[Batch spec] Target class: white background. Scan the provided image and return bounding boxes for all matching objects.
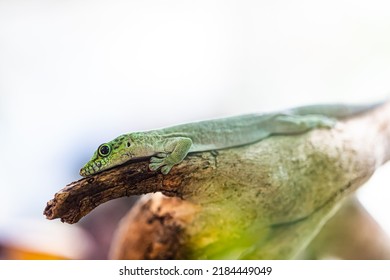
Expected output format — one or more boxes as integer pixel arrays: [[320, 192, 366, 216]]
[[0, 0, 390, 258]]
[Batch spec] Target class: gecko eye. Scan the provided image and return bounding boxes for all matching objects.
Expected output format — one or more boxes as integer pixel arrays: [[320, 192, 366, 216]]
[[98, 143, 111, 157]]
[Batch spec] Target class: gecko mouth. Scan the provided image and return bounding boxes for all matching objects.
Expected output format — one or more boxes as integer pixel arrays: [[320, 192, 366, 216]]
[[79, 161, 104, 177], [80, 153, 134, 177]]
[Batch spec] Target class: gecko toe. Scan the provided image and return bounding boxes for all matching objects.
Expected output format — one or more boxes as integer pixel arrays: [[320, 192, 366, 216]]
[[149, 162, 163, 171], [161, 165, 172, 174], [156, 153, 168, 158], [150, 156, 164, 163]]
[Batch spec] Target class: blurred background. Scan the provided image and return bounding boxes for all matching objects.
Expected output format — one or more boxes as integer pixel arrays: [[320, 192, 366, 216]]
[[0, 0, 390, 259]]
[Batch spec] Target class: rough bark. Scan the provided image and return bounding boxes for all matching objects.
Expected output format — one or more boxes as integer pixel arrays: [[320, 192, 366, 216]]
[[108, 194, 198, 260]]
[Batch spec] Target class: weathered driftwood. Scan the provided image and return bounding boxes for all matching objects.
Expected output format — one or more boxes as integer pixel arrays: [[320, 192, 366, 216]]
[[44, 102, 390, 259]]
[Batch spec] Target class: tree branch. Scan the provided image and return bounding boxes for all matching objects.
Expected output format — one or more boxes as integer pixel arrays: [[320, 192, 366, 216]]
[[43, 152, 215, 224], [44, 102, 390, 259]]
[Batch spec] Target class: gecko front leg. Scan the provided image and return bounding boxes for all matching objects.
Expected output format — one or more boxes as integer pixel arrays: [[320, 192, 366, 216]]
[[149, 137, 193, 174]]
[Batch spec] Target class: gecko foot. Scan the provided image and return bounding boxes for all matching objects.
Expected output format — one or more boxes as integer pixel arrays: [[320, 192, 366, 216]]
[[149, 153, 174, 174], [150, 154, 167, 163], [313, 116, 337, 128], [148, 161, 174, 174]]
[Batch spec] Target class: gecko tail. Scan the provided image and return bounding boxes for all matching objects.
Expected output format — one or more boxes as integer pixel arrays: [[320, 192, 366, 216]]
[[289, 101, 385, 119]]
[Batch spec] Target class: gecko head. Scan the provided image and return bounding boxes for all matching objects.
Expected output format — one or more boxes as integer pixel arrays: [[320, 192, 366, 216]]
[[79, 134, 139, 177]]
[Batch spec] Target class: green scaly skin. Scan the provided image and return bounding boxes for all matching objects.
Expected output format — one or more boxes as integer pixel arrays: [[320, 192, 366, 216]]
[[79, 102, 380, 177]]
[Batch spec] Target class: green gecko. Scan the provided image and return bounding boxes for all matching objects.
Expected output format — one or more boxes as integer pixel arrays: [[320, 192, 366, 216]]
[[79, 102, 381, 176]]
